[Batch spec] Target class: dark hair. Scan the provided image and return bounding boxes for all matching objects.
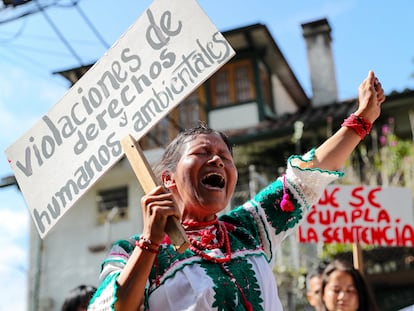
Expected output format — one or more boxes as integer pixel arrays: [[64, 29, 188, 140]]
[[306, 260, 329, 291], [321, 259, 379, 311], [153, 123, 233, 183], [61, 285, 97, 311]]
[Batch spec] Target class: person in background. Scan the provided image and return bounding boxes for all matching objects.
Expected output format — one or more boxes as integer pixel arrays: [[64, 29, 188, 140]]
[[62, 285, 97, 311], [306, 261, 328, 311], [320, 259, 379, 311], [88, 70, 385, 311]]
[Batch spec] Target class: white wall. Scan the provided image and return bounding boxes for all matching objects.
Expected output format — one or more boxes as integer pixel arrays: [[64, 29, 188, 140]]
[[271, 75, 298, 116], [209, 102, 259, 131]]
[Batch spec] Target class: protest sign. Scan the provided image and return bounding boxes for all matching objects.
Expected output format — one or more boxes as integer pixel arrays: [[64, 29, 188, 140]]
[[298, 185, 414, 246], [5, 0, 235, 238]]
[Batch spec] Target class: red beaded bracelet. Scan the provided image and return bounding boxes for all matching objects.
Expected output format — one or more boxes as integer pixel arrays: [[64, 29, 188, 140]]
[[341, 114, 372, 139], [135, 237, 160, 254]]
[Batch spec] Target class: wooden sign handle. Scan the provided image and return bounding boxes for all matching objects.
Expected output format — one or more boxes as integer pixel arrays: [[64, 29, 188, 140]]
[[352, 242, 364, 274], [121, 134, 189, 253]]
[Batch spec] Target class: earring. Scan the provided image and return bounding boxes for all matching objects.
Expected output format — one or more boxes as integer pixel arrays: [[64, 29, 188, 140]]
[[162, 171, 176, 189]]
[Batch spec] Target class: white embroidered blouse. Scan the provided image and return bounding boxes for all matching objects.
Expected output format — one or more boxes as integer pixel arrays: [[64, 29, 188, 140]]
[[88, 150, 342, 311]]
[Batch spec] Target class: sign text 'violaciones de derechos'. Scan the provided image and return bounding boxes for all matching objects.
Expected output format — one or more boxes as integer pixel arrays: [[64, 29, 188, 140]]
[[5, 0, 235, 238]]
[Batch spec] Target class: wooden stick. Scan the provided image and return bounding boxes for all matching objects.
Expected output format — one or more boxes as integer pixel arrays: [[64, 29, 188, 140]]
[[352, 242, 364, 274], [121, 134, 189, 253]]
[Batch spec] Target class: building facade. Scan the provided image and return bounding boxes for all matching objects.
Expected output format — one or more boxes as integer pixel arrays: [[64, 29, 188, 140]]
[[26, 19, 414, 311]]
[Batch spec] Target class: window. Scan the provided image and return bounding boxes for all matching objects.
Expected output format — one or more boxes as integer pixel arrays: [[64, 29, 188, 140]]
[[96, 186, 128, 224], [141, 117, 170, 149], [235, 64, 253, 102], [152, 118, 170, 146], [140, 88, 206, 150], [178, 91, 201, 128], [214, 70, 232, 106], [210, 59, 255, 107]]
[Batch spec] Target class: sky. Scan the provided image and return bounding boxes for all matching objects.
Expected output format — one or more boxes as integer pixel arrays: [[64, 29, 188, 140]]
[[0, 0, 413, 310]]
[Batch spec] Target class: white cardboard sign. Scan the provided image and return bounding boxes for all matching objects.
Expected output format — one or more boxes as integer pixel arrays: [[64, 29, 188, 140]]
[[5, 0, 235, 238], [298, 185, 414, 246]]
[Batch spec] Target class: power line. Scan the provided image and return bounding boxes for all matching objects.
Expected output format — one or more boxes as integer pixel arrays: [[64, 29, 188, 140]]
[[0, 28, 107, 46], [0, 16, 25, 41], [33, 0, 84, 65], [0, 45, 70, 87], [71, 0, 110, 49], [0, 175, 17, 188], [1, 0, 109, 49], [2, 41, 72, 57], [1, 0, 110, 69], [0, 0, 58, 24]]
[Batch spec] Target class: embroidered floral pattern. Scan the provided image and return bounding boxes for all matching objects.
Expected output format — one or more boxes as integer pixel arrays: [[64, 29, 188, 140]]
[[201, 257, 263, 311], [254, 178, 303, 234], [227, 258, 264, 310]]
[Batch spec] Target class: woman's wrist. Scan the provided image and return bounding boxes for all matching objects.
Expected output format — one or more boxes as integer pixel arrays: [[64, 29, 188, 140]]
[[135, 236, 160, 254], [341, 114, 372, 140]]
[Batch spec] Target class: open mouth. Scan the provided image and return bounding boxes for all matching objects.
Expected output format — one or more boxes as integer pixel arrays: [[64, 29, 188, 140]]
[[201, 172, 225, 189]]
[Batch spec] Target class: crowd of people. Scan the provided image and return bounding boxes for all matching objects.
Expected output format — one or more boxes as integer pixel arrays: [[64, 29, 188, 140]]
[[85, 70, 385, 311], [306, 259, 379, 311], [306, 261, 327, 311]]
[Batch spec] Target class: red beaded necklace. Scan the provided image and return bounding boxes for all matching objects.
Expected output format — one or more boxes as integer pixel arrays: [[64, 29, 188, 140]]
[[182, 216, 219, 228], [183, 217, 252, 311], [184, 217, 231, 264]]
